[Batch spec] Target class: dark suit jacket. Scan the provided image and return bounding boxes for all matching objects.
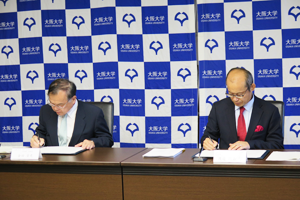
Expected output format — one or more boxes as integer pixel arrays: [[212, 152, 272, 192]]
[[36, 101, 114, 147], [201, 96, 284, 149]]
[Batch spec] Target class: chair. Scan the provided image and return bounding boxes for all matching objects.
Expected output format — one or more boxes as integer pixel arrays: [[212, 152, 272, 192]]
[[266, 100, 284, 136], [87, 102, 114, 135]]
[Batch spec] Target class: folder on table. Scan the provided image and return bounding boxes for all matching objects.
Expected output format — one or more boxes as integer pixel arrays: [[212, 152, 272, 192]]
[[40, 147, 86, 155], [143, 148, 185, 158], [193, 149, 269, 159]]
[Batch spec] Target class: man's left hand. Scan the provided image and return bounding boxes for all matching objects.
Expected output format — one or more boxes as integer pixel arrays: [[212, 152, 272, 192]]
[[228, 141, 250, 150], [75, 139, 95, 150]]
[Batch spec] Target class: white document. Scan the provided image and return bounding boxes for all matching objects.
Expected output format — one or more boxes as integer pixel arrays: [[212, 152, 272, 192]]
[[266, 151, 300, 161], [197, 149, 267, 159], [143, 148, 185, 158], [40, 147, 85, 155]]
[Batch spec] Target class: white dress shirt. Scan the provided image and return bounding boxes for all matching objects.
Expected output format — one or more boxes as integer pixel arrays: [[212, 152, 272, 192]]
[[57, 100, 78, 145]]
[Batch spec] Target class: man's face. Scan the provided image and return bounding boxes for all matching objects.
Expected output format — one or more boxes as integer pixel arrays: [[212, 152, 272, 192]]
[[48, 90, 75, 116], [226, 72, 255, 107]]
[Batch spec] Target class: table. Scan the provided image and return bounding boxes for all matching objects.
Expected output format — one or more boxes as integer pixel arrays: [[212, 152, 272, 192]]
[[1, 148, 300, 200], [0, 148, 145, 200], [121, 149, 300, 200]]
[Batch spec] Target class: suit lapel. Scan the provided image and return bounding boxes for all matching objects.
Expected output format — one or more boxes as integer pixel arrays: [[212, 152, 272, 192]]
[[246, 96, 263, 140], [49, 110, 59, 146], [225, 99, 238, 141], [69, 102, 86, 146]]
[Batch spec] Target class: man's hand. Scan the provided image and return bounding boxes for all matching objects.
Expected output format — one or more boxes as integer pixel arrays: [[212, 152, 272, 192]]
[[75, 139, 95, 150], [30, 135, 45, 148], [203, 137, 218, 150], [228, 141, 250, 150]]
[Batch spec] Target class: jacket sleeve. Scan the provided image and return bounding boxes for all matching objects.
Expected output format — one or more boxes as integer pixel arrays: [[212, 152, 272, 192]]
[[90, 108, 114, 147], [200, 103, 220, 147], [35, 105, 47, 140]]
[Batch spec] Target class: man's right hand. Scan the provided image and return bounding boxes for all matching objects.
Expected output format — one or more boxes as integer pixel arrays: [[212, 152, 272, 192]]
[[30, 135, 45, 148], [203, 137, 218, 150]]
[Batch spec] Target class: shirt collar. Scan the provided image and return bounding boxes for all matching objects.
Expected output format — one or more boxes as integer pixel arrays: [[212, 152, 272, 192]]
[[235, 94, 254, 111], [66, 99, 78, 119]]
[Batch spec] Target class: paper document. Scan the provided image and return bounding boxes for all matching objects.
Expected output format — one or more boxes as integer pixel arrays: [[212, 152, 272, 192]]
[[143, 148, 185, 158], [41, 147, 85, 155], [266, 151, 300, 161], [195, 149, 268, 159]]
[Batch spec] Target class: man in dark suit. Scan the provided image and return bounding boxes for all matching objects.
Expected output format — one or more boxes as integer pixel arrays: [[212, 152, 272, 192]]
[[201, 68, 284, 150], [30, 79, 113, 149]]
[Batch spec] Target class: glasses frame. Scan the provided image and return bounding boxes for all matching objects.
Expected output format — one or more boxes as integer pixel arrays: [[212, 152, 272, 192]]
[[47, 98, 72, 110], [225, 88, 249, 99]]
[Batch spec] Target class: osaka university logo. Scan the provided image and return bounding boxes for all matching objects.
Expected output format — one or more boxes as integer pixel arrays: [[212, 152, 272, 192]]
[[206, 95, 219, 106], [72, 16, 85, 30], [288, 6, 300, 21], [4, 97, 16, 110], [231, 9, 246, 24], [174, 12, 188, 26], [28, 122, 39, 135], [125, 69, 138, 82], [149, 41, 163, 55], [151, 96, 165, 110], [123, 14, 136, 28], [26, 70, 39, 84], [290, 65, 300, 80], [126, 123, 139, 137], [205, 39, 218, 53], [178, 123, 191, 137], [290, 123, 300, 138], [177, 68, 191, 82], [262, 95, 276, 101], [98, 41, 111, 55], [49, 43, 62, 57], [1, 45, 13, 59], [75, 70, 88, 83], [100, 95, 113, 102], [260, 37, 275, 52], [0, 0, 9, 6], [23, 17, 36, 31]]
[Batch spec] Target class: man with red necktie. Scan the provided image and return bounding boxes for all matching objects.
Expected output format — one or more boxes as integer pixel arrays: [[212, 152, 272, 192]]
[[201, 68, 284, 150]]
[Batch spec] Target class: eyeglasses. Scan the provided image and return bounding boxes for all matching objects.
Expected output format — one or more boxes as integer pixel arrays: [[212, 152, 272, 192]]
[[47, 99, 72, 109], [225, 89, 248, 99]]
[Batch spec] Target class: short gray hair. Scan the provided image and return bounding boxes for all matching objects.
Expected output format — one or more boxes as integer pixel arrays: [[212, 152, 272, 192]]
[[48, 79, 76, 99]]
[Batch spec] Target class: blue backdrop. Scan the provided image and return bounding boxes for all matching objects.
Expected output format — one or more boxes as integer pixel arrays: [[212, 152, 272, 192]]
[[198, 0, 300, 149], [0, 0, 198, 148], [0, 0, 299, 149]]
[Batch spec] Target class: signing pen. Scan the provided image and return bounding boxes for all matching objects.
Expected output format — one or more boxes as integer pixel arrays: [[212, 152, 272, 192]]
[[38, 134, 40, 148], [193, 147, 207, 162], [209, 136, 217, 149], [208, 135, 213, 143]]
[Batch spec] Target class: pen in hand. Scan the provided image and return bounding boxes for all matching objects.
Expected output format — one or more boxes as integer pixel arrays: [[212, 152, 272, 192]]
[[209, 136, 217, 149], [37, 134, 41, 148]]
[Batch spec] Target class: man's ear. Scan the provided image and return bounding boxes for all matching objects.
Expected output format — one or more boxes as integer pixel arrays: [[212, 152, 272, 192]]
[[250, 83, 256, 92]]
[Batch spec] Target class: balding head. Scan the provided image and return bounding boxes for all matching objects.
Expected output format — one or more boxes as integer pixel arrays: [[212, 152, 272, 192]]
[[226, 68, 253, 91], [225, 68, 255, 107]]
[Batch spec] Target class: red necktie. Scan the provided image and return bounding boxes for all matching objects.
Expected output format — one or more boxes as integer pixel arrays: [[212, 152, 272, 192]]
[[237, 107, 246, 141]]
